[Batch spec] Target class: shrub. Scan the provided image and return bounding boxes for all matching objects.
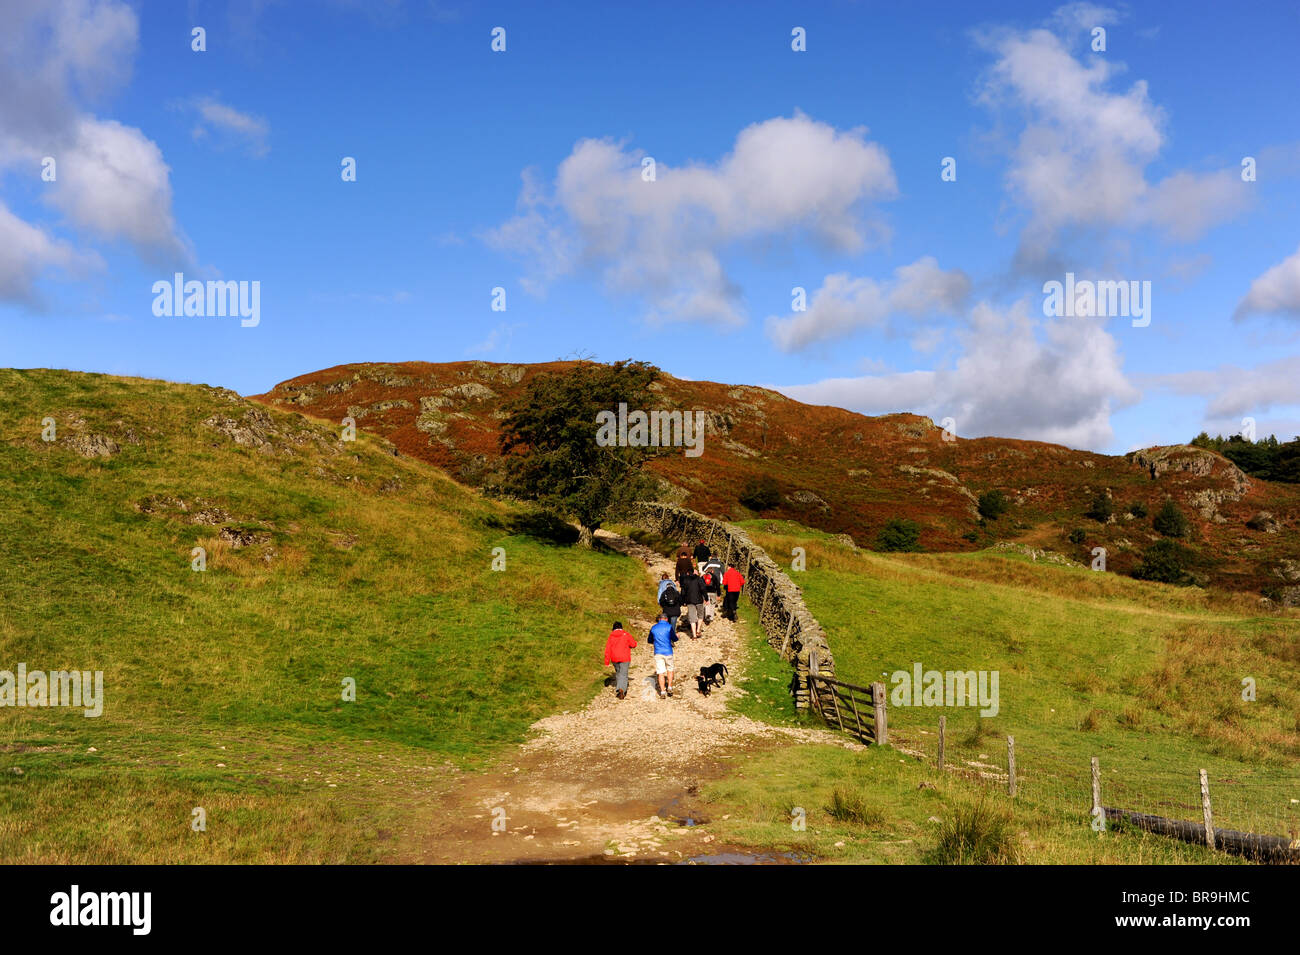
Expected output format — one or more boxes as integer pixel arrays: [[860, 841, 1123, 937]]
[[1067, 528, 1086, 545], [1128, 501, 1147, 519], [927, 796, 1021, 865], [1085, 490, 1113, 523], [1132, 539, 1194, 584], [876, 518, 922, 552], [738, 475, 781, 512], [977, 490, 1010, 521], [1152, 498, 1190, 538], [826, 787, 885, 827]]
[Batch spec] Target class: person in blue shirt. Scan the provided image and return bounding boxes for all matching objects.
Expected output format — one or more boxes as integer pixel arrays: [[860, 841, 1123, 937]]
[[648, 614, 677, 699]]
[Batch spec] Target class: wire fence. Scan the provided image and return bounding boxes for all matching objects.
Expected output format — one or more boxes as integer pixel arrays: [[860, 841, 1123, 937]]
[[878, 711, 1300, 859]]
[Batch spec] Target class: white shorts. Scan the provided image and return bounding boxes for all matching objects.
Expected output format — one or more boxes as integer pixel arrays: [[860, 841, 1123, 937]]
[[654, 654, 674, 674]]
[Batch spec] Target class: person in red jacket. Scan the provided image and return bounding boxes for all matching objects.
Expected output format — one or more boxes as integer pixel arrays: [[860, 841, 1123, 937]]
[[603, 621, 638, 699], [721, 563, 745, 621]]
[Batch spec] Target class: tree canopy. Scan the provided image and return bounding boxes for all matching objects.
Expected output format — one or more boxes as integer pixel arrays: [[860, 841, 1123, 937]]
[[492, 360, 664, 546]]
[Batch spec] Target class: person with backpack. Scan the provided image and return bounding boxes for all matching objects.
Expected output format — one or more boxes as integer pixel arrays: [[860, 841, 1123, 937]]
[[603, 621, 637, 700], [656, 571, 672, 600], [681, 568, 708, 639], [692, 538, 710, 565], [658, 577, 684, 633], [722, 562, 745, 621], [648, 614, 676, 698], [702, 555, 723, 603]]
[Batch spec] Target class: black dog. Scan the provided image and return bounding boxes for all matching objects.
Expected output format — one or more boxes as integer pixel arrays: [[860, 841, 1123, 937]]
[[699, 663, 728, 688], [695, 675, 711, 696]]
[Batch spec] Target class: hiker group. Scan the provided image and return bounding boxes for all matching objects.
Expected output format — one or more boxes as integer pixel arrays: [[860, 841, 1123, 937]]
[[603, 538, 745, 701]]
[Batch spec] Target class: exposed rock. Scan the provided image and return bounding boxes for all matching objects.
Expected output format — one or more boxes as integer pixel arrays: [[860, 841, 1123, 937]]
[[203, 407, 278, 450], [1273, 560, 1300, 585], [346, 399, 413, 419], [218, 527, 269, 548], [698, 411, 734, 436], [1247, 511, 1280, 533], [64, 432, 120, 458], [462, 361, 525, 385], [1128, 445, 1251, 499], [356, 365, 414, 387], [785, 490, 830, 512], [415, 396, 449, 437], [991, 542, 1084, 568], [443, 382, 499, 402]]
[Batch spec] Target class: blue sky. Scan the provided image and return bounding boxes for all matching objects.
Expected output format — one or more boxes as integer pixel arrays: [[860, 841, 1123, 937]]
[[2, 0, 1298, 453]]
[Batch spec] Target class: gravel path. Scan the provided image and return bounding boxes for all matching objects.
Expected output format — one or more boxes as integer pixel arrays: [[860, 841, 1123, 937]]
[[409, 528, 854, 864]]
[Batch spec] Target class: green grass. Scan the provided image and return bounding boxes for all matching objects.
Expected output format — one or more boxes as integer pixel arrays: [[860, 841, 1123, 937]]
[[698, 520, 1300, 862], [0, 369, 648, 862], [700, 742, 1237, 864]]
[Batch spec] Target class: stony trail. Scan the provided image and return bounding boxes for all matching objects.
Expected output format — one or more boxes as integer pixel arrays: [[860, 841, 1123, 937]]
[[407, 528, 854, 864]]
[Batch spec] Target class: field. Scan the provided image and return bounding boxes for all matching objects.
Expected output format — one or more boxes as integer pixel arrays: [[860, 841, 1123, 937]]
[[0, 370, 647, 862], [689, 520, 1300, 863]]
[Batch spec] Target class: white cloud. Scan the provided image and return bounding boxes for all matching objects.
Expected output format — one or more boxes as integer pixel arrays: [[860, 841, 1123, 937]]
[[47, 118, 188, 261], [976, 7, 1249, 265], [467, 322, 522, 355], [188, 96, 270, 158], [1234, 244, 1300, 321], [766, 257, 971, 352], [0, 0, 189, 304], [0, 201, 101, 305], [486, 112, 898, 324], [1148, 355, 1300, 418], [775, 299, 1139, 450]]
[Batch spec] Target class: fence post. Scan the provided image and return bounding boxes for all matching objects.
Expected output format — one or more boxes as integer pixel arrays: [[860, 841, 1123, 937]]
[[760, 579, 772, 622], [937, 716, 946, 772], [1007, 736, 1017, 797], [871, 682, 888, 746], [1199, 769, 1215, 850], [780, 613, 795, 657], [1091, 756, 1102, 820]]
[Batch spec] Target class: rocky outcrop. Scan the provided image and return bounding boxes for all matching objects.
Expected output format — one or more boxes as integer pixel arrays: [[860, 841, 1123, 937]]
[[1128, 445, 1251, 497]]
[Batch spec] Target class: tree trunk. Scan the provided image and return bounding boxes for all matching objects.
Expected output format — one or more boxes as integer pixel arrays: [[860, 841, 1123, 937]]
[[577, 524, 595, 548]]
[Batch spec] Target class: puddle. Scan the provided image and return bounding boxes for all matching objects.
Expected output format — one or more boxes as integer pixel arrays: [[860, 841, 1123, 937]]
[[657, 794, 710, 828], [511, 849, 812, 865], [681, 851, 811, 865]]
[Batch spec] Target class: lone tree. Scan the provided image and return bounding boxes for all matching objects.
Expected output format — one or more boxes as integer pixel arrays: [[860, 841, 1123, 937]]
[[1085, 490, 1114, 523], [1132, 539, 1194, 585], [1152, 498, 1190, 538], [978, 489, 1010, 521], [876, 518, 922, 552], [493, 360, 663, 547]]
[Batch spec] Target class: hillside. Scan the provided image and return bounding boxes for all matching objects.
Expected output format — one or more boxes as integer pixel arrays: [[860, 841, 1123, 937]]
[[255, 361, 1300, 598], [0, 369, 648, 862]]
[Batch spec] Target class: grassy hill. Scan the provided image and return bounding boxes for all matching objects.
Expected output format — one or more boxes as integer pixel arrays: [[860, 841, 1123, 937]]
[[692, 519, 1300, 862], [0, 369, 647, 863], [255, 360, 1300, 597]]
